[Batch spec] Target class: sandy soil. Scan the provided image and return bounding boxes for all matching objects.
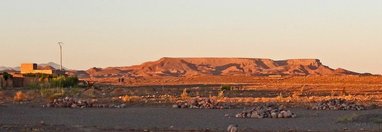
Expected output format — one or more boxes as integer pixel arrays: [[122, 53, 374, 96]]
[[1, 104, 382, 131]]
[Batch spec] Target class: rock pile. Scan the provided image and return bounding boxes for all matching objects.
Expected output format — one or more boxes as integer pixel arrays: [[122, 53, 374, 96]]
[[172, 97, 228, 109], [235, 104, 296, 119], [43, 97, 127, 108], [310, 99, 365, 110]]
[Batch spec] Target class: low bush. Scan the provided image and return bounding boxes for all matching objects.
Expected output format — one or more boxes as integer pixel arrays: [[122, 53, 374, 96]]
[[220, 85, 232, 91], [14, 91, 28, 102], [49, 76, 79, 88], [40, 88, 66, 100], [218, 90, 225, 98], [180, 88, 190, 100], [119, 95, 141, 103]]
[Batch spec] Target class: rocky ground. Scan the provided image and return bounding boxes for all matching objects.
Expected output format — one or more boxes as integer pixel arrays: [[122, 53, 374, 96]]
[[309, 98, 367, 111], [235, 103, 296, 119], [0, 80, 382, 131], [173, 97, 230, 109], [43, 97, 128, 108]]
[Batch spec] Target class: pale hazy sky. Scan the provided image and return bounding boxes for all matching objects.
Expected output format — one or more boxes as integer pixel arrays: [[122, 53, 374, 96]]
[[0, 0, 381, 74]]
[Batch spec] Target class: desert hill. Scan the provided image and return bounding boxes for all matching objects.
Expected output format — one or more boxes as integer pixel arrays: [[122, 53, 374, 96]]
[[85, 57, 363, 78]]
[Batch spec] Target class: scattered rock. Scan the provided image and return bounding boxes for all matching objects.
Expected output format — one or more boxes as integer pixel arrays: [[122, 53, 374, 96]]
[[173, 97, 228, 109], [172, 104, 179, 108], [310, 99, 366, 110], [43, 97, 127, 108], [235, 103, 296, 119], [39, 121, 45, 126]]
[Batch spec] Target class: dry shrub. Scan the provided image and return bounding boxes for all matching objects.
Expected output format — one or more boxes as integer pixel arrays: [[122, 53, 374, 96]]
[[217, 90, 225, 98], [291, 87, 304, 98], [341, 87, 347, 96], [180, 88, 190, 100], [24, 90, 39, 100], [215, 94, 380, 106], [119, 95, 141, 103], [14, 91, 28, 102], [40, 88, 65, 100]]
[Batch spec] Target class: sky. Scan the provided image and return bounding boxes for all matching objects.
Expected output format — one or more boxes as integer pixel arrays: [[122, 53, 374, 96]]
[[0, 0, 381, 74]]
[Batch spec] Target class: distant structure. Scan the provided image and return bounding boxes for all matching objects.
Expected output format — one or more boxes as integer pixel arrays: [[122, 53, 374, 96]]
[[20, 63, 65, 76], [58, 42, 63, 71], [1, 41, 68, 89]]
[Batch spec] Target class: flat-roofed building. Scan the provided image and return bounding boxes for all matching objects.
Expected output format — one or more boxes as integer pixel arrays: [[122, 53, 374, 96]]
[[20, 63, 65, 76]]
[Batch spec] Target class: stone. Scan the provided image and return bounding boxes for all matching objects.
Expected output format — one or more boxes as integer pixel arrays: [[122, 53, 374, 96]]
[[235, 113, 243, 118], [40, 120, 45, 125], [277, 113, 283, 118], [250, 112, 259, 118], [280, 111, 288, 118], [271, 112, 278, 118], [71, 104, 78, 108], [285, 110, 292, 118], [227, 124, 238, 132], [120, 104, 127, 108]]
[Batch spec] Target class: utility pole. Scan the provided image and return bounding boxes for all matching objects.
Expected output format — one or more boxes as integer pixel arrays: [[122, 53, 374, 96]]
[[58, 42, 63, 71]]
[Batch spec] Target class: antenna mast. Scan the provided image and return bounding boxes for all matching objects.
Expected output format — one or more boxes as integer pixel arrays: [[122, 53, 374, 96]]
[[58, 42, 63, 71]]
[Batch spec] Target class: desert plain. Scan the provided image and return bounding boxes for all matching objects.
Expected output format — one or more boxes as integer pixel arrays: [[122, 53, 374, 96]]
[[1, 58, 382, 131]]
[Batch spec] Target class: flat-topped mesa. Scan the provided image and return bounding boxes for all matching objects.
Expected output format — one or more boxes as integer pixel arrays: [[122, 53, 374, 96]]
[[278, 59, 323, 67], [159, 57, 323, 68], [87, 57, 361, 78], [159, 57, 258, 65]]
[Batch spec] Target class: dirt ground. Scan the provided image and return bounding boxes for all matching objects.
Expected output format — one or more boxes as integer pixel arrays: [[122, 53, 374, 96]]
[[1, 104, 382, 132], [1, 76, 382, 131]]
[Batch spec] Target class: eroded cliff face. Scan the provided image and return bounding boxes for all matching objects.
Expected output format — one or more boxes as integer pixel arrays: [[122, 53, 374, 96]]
[[86, 57, 361, 78]]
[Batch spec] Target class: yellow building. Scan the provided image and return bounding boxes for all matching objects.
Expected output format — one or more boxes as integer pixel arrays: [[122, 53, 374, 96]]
[[20, 63, 65, 76]]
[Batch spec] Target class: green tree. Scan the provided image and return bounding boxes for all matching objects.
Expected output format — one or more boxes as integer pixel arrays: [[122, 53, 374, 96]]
[[2, 72, 13, 88]]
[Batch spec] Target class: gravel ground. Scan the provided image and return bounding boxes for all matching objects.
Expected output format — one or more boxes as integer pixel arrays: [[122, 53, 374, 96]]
[[0, 104, 382, 131]]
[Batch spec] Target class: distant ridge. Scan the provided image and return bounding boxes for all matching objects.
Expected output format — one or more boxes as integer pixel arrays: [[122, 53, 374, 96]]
[[0, 66, 17, 72], [0, 62, 68, 72], [39, 62, 68, 70], [85, 57, 365, 78]]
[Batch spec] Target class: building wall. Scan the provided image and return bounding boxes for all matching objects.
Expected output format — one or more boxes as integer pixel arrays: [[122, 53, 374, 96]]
[[31, 70, 54, 75], [20, 63, 38, 74], [20, 63, 63, 75]]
